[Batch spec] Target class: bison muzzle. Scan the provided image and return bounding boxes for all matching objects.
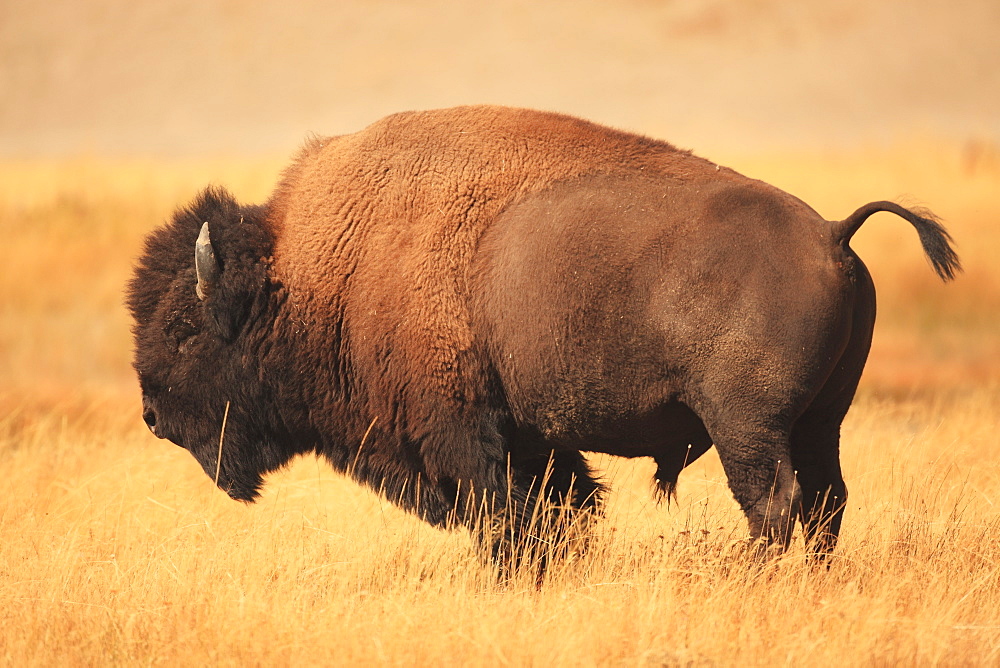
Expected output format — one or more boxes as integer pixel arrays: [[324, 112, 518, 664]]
[[127, 105, 959, 570]]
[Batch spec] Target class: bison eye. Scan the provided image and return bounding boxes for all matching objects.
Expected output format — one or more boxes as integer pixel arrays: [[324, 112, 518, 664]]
[[169, 320, 199, 352], [178, 335, 198, 354]]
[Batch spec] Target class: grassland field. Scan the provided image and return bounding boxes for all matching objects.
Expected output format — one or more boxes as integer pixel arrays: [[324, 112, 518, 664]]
[[1, 141, 999, 665]]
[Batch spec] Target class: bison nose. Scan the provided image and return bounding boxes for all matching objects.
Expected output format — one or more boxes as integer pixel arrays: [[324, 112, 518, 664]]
[[141, 397, 158, 435], [142, 408, 156, 429]]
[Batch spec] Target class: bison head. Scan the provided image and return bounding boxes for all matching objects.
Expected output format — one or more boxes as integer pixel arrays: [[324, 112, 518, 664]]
[[127, 188, 304, 501]]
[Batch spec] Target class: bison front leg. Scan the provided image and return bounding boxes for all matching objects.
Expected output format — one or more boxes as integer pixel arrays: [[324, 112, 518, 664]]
[[473, 451, 603, 581], [507, 450, 604, 562], [413, 410, 581, 578], [510, 449, 604, 517]]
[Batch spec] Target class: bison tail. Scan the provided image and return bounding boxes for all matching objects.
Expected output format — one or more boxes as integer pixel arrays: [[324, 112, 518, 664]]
[[832, 201, 961, 281]]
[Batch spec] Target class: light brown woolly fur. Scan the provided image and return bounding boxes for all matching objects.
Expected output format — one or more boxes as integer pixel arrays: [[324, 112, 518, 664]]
[[266, 105, 738, 432], [260, 106, 747, 501]]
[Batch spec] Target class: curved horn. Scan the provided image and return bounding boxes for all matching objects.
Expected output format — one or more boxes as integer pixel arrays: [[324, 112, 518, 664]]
[[195, 222, 220, 300]]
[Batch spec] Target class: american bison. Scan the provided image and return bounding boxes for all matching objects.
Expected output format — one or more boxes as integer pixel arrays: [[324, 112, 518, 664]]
[[128, 105, 959, 567]]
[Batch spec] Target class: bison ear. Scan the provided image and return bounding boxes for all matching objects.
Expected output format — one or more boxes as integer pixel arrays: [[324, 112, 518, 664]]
[[195, 222, 220, 300]]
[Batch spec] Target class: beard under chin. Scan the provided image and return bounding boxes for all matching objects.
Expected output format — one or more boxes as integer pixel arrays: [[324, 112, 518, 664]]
[[221, 480, 262, 503], [192, 454, 265, 503]]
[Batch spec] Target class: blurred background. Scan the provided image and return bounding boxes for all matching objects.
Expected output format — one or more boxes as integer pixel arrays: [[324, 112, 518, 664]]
[[1, 0, 998, 423], [3, 0, 998, 157]]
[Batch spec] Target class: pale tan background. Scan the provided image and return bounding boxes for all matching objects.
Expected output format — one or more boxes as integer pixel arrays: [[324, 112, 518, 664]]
[[3, 0, 998, 158]]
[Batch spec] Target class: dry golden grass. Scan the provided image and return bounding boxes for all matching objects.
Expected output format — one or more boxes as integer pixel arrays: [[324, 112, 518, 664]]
[[1, 143, 998, 665]]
